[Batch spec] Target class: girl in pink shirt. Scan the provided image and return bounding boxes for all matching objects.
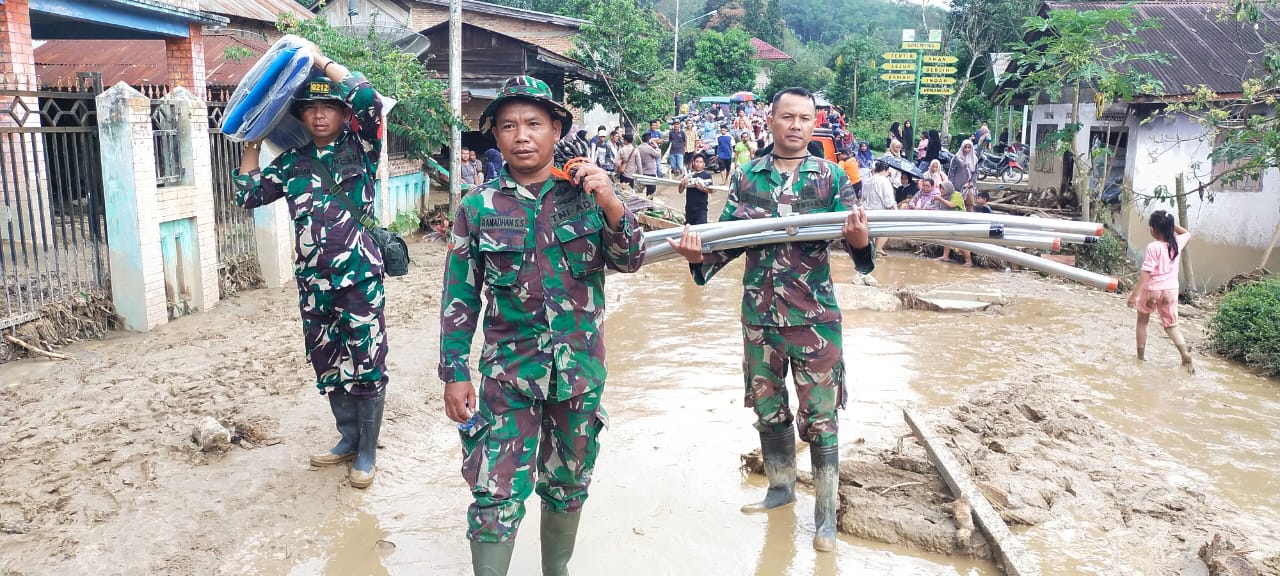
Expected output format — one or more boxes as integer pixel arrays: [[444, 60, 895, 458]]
[[1127, 210, 1194, 371]]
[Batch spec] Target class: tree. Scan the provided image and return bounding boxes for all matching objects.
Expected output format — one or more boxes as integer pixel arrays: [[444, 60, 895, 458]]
[[1157, 1, 1280, 268], [741, 0, 764, 39], [760, 0, 784, 47], [941, 0, 1037, 139], [689, 27, 760, 93], [1007, 5, 1167, 221], [277, 15, 460, 158], [567, 0, 668, 127], [764, 59, 833, 102]]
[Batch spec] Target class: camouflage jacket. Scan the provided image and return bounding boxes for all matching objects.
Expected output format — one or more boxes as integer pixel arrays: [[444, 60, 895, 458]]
[[438, 172, 646, 401], [233, 73, 384, 292], [693, 153, 874, 327]]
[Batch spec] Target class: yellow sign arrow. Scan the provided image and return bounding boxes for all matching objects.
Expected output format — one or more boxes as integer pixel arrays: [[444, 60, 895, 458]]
[[901, 41, 941, 50], [921, 86, 956, 95], [879, 73, 915, 82], [923, 55, 958, 64], [922, 66, 957, 75], [881, 52, 916, 61], [921, 76, 957, 85], [881, 62, 917, 71]]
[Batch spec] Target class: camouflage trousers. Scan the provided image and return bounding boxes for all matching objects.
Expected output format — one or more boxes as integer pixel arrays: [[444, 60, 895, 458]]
[[742, 322, 846, 447], [298, 277, 388, 397], [459, 375, 608, 543]]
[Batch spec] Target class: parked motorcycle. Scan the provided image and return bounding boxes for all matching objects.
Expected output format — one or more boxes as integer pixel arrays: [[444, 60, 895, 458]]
[[977, 150, 1026, 183]]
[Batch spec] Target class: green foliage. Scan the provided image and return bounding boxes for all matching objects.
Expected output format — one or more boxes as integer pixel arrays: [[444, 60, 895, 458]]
[[763, 58, 833, 102], [222, 45, 254, 64], [567, 0, 668, 127], [1007, 6, 1168, 105], [1075, 230, 1132, 277], [1209, 279, 1280, 377], [689, 28, 759, 94], [278, 15, 461, 158], [760, 0, 784, 46], [1160, 2, 1279, 190], [387, 209, 422, 235]]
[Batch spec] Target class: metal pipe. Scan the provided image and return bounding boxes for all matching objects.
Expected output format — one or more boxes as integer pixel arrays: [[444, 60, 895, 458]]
[[940, 240, 1118, 291], [642, 210, 1103, 243], [646, 222, 1006, 261]]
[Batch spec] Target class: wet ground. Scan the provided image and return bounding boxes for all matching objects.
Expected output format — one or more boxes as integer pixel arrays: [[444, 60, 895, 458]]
[[2, 236, 1278, 575]]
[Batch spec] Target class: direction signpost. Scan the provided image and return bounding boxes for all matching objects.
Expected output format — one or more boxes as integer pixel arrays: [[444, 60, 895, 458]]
[[879, 29, 961, 139]]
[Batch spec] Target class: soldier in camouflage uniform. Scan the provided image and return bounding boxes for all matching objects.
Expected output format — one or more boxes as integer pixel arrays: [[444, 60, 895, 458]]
[[234, 40, 388, 489], [667, 87, 873, 553], [438, 76, 646, 576]]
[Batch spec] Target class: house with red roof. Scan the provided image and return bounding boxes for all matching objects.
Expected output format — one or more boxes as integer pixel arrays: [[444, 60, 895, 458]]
[[750, 37, 791, 91]]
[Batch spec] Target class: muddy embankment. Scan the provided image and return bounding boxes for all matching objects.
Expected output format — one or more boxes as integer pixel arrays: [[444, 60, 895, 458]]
[[746, 374, 1279, 575]]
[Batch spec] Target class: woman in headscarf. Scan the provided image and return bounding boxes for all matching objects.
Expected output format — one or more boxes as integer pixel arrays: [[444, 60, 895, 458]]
[[925, 159, 949, 186], [856, 141, 874, 174], [948, 138, 979, 195], [887, 122, 901, 151], [924, 129, 942, 164], [483, 148, 504, 181], [902, 120, 914, 157]]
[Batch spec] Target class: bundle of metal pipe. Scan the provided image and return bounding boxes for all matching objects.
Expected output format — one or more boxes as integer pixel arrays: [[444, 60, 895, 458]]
[[639, 210, 1117, 291]]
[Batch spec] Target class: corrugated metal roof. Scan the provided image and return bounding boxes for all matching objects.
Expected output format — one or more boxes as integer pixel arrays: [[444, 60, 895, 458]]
[[202, 0, 312, 22], [750, 37, 791, 62], [35, 34, 270, 90], [1041, 1, 1278, 98]]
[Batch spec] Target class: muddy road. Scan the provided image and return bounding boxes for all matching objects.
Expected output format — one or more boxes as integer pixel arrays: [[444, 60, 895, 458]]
[[2, 234, 1278, 575]]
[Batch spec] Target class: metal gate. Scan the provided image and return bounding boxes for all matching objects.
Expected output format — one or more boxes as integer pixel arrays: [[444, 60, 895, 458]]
[[0, 75, 108, 330], [207, 98, 262, 296]]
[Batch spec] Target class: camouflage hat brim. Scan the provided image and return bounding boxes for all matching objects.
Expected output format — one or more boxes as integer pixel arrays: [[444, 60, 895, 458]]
[[478, 76, 573, 138], [479, 95, 573, 138]]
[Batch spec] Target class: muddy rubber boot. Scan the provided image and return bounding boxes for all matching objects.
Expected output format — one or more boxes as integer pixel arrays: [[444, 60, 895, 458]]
[[741, 426, 797, 514], [811, 443, 839, 553], [540, 509, 582, 576], [349, 388, 384, 489], [470, 540, 515, 576], [309, 389, 359, 467]]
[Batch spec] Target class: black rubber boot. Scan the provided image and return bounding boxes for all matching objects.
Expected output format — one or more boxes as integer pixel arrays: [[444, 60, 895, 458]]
[[349, 388, 384, 489], [541, 509, 582, 576], [811, 443, 839, 552], [470, 540, 515, 576], [741, 425, 797, 513], [309, 388, 359, 466]]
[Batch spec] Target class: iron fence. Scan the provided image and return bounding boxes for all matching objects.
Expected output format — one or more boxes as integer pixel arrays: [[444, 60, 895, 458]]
[[206, 100, 262, 295], [1, 78, 108, 330]]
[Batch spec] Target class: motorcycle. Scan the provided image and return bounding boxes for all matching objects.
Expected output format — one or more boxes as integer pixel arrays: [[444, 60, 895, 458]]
[[977, 150, 1026, 183]]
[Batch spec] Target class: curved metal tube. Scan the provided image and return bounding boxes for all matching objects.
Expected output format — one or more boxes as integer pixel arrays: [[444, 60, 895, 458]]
[[939, 240, 1118, 291]]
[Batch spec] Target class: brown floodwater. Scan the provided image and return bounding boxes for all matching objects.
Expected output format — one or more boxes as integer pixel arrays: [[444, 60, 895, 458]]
[[244, 253, 1279, 576]]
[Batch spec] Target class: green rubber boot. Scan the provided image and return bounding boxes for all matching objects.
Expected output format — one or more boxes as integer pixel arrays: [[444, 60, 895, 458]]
[[541, 509, 582, 576], [470, 540, 515, 576], [309, 389, 359, 466], [349, 388, 384, 489], [741, 425, 797, 513], [811, 443, 839, 552]]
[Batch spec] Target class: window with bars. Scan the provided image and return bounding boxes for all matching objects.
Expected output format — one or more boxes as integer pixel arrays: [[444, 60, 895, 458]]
[[151, 100, 184, 187]]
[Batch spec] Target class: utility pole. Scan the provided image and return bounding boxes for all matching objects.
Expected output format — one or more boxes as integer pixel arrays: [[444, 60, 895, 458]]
[[448, 0, 462, 212], [673, 0, 680, 72], [851, 61, 858, 121]]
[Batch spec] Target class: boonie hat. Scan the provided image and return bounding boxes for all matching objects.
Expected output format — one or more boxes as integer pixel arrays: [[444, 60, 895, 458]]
[[479, 75, 573, 138], [290, 75, 347, 118]]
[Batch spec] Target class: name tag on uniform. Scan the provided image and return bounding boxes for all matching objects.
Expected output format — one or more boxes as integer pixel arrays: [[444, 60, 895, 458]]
[[479, 216, 527, 230]]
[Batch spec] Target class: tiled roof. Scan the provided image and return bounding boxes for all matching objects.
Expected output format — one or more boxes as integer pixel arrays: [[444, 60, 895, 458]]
[[750, 37, 791, 62], [1040, 1, 1278, 98]]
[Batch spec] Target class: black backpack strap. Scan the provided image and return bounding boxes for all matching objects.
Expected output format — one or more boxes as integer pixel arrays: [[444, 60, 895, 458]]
[[313, 159, 377, 230]]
